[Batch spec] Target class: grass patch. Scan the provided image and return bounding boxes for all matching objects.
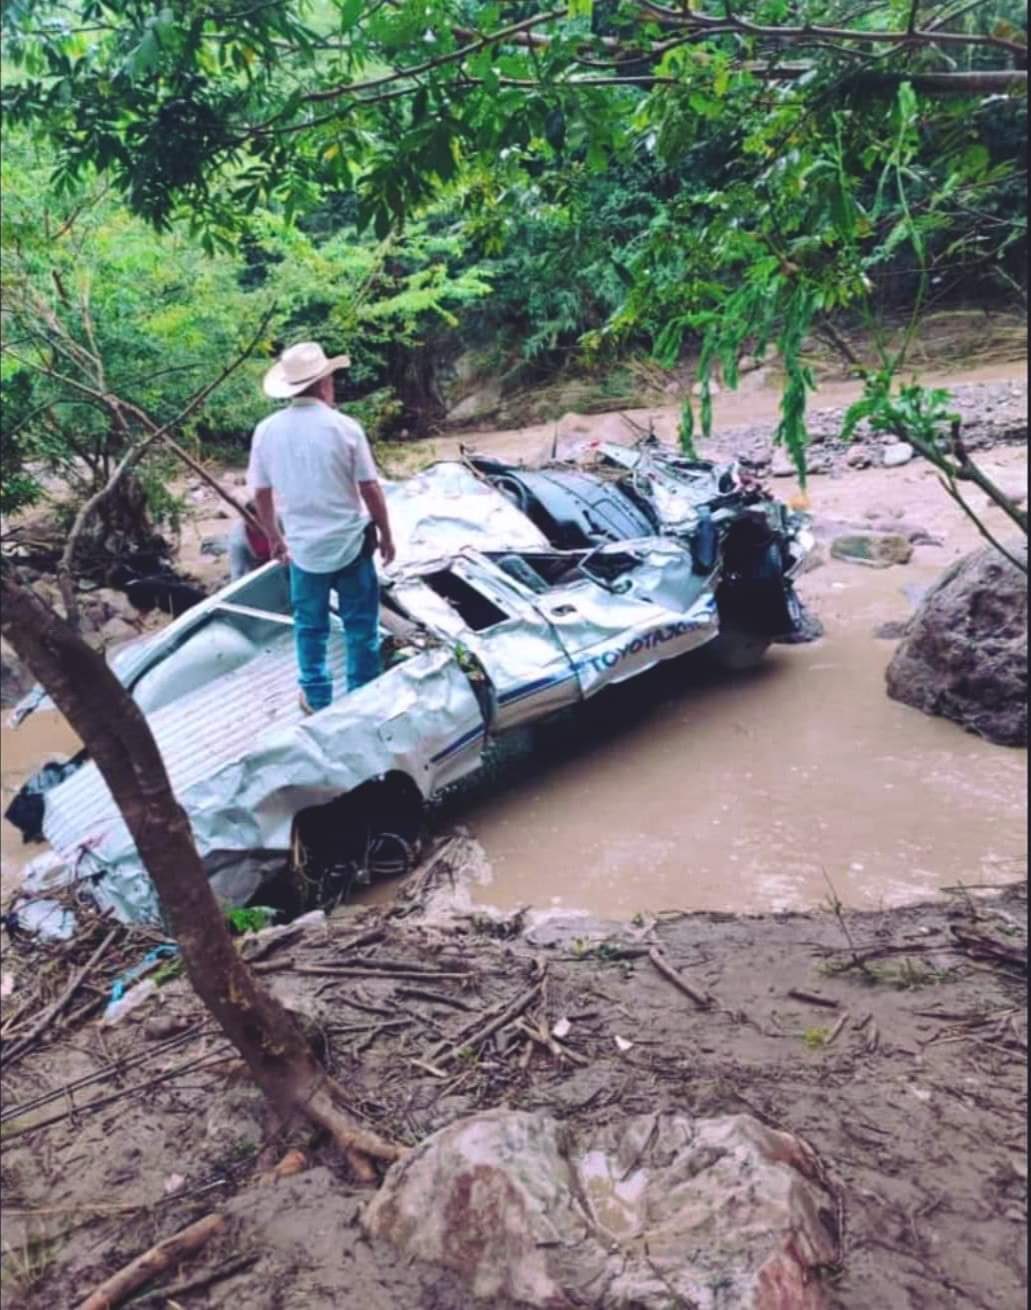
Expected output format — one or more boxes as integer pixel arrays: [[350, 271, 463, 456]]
[[1, 1224, 57, 1297]]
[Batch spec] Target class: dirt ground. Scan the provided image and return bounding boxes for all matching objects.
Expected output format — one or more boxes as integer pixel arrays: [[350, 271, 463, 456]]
[[1, 860, 1026, 1310]]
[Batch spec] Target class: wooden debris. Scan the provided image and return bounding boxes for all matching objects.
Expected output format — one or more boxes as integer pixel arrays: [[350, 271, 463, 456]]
[[647, 948, 713, 1009], [436, 980, 542, 1067], [1, 926, 119, 1069], [333, 926, 386, 953], [949, 925, 1027, 973], [2, 1048, 235, 1141], [397, 837, 462, 903], [293, 965, 473, 982], [787, 988, 840, 1009], [130, 1252, 258, 1307], [409, 1057, 449, 1079], [514, 1017, 589, 1066], [355, 1019, 412, 1053], [266, 1149, 307, 1181], [76, 1213, 226, 1310], [825, 1011, 850, 1045], [394, 986, 475, 1011], [0, 1023, 207, 1126]]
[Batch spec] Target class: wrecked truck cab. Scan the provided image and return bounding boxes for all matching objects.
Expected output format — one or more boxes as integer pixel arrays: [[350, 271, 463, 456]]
[[465, 445, 812, 664], [468, 455, 661, 549]]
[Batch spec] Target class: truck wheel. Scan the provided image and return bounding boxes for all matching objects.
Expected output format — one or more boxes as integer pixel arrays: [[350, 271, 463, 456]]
[[702, 628, 772, 672]]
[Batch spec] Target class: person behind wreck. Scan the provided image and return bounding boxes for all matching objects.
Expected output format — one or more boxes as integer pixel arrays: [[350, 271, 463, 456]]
[[248, 341, 396, 713], [227, 501, 281, 581]]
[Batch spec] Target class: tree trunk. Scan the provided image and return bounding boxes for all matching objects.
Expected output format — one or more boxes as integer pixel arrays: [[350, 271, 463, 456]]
[[384, 338, 447, 435], [0, 574, 401, 1180]]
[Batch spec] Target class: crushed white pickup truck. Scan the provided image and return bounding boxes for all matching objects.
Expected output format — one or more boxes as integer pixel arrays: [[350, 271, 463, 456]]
[[8, 440, 813, 929]]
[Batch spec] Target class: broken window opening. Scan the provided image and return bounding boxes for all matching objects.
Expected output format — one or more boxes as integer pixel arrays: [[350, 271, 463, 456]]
[[486, 552, 586, 593], [420, 570, 510, 632]]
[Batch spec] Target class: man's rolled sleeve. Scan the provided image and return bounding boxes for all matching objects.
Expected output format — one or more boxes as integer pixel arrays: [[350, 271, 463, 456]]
[[352, 426, 378, 483]]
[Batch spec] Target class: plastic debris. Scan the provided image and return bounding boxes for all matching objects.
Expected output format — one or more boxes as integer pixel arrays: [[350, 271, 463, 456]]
[[107, 943, 179, 1007], [101, 943, 179, 1023], [102, 978, 158, 1026], [9, 898, 76, 942]]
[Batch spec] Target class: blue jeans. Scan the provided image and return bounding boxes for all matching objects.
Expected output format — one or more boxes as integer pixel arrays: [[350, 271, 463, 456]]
[[289, 553, 381, 709]]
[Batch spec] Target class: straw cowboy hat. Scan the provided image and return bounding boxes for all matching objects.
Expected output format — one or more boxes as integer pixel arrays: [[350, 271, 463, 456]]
[[262, 341, 351, 399]]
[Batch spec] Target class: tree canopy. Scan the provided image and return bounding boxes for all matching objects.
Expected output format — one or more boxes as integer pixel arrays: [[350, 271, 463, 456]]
[[2, 0, 1025, 240], [1, 1, 1026, 483]]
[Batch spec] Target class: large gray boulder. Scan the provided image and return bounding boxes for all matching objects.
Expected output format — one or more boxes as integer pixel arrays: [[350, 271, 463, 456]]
[[363, 1108, 840, 1309], [886, 540, 1027, 746]]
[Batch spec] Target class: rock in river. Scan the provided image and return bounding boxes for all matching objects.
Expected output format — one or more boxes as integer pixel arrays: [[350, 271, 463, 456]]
[[882, 441, 915, 468], [364, 1107, 840, 1309], [831, 532, 913, 567], [886, 540, 1027, 746]]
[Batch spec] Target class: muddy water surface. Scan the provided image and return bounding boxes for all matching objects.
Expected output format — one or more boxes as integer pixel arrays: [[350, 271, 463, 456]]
[[1, 711, 82, 900], [461, 561, 1026, 917]]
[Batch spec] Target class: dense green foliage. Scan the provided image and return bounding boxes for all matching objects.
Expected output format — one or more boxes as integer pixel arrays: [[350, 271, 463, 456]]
[[1, 133, 490, 515], [0, 0, 1026, 508]]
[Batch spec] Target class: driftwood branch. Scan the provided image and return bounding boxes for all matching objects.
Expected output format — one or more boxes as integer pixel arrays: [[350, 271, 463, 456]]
[[647, 947, 713, 1009], [435, 980, 543, 1066], [76, 1213, 226, 1310]]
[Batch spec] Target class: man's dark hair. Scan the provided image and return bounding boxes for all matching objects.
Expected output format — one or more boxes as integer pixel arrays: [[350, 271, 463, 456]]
[[298, 375, 330, 399]]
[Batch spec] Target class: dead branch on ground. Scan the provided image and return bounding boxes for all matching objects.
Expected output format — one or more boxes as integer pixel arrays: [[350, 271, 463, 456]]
[[76, 1212, 226, 1310]]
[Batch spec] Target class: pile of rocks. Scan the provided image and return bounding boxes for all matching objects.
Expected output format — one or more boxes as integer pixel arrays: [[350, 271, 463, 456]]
[[731, 379, 1028, 476]]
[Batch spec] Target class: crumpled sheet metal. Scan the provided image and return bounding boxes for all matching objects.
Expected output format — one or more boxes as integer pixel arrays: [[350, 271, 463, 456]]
[[383, 462, 551, 563], [596, 443, 729, 531], [36, 644, 484, 925], [555, 587, 718, 699], [7, 563, 290, 728]]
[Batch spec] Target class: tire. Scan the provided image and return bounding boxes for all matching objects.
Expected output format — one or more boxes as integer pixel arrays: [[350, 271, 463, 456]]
[[291, 775, 424, 910], [702, 627, 772, 672]]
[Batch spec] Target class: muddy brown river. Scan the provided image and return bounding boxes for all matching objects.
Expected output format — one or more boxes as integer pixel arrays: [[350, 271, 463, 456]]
[[2, 377, 1026, 919], [460, 564, 1026, 917]]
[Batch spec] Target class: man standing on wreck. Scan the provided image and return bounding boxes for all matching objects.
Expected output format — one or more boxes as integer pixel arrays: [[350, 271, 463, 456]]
[[248, 341, 396, 714]]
